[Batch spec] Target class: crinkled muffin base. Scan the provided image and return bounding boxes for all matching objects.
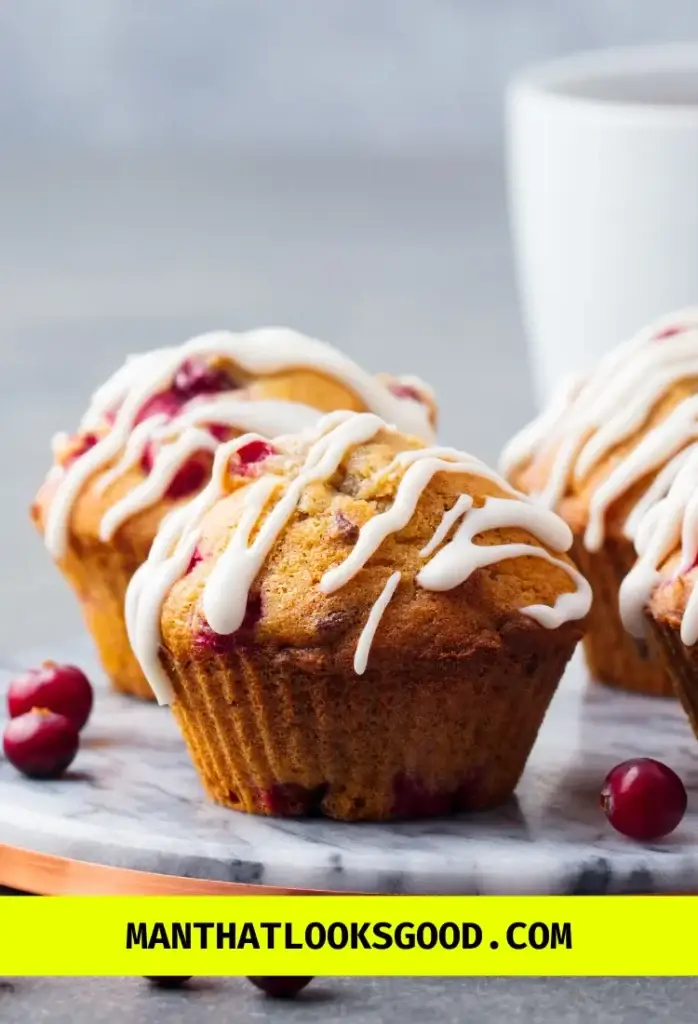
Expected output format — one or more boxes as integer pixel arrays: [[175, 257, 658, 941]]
[[60, 539, 154, 700], [648, 615, 698, 735], [162, 618, 579, 821], [571, 535, 673, 697]]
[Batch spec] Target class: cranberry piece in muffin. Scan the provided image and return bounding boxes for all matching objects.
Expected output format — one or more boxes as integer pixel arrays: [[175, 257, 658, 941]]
[[136, 358, 237, 425], [140, 443, 212, 501], [174, 357, 237, 398], [63, 432, 100, 467]]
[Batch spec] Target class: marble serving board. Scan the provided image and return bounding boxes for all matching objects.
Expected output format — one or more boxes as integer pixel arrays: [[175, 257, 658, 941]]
[[2, 643, 698, 895]]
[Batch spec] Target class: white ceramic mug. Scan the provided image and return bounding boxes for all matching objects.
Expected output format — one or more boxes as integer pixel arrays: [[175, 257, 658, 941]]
[[507, 44, 698, 406]]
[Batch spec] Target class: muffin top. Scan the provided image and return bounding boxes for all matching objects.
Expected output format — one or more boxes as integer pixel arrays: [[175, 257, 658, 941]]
[[620, 442, 698, 644], [500, 310, 698, 552], [126, 411, 591, 704], [32, 328, 436, 560]]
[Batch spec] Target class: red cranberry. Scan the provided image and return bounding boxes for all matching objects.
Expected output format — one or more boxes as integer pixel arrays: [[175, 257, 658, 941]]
[[601, 758, 687, 840], [391, 774, 452, 817], [261, 782, 328, 817], [8, 662, 93, 731], [134, 390, 185, 426], [207, 423, 233, 443], [247, 977, 313, 999], [236, 440, 276, 472], [194, 594, 263, 653], [388, 382, 424, 403], [144, 977, 192, 988], [174, 358, 237, 398], [64, 432, 99, 467], [654, 326, 684, 341], [140, 444, 211, 500], [3, 710, 79, 779], [133, 360, 236, 426], [186, 547, 204, 574]]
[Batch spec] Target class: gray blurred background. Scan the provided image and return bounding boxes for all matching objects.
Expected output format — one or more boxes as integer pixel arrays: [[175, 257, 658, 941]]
[[3, 1, 698, 648]]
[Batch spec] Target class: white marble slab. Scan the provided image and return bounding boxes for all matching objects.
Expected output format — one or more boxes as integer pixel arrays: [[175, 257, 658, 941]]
[[2, 643, 698, 894]]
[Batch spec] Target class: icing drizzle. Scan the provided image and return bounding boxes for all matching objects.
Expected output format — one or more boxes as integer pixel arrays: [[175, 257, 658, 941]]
[[499, 309, 698, 551], [42, 327, 435, 558], [126, 412, 591, 704], [620, 442, 698, 645]]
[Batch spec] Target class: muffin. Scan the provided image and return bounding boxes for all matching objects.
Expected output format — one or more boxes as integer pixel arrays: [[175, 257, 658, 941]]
[[620, 443, 698, 731], [32, 328, 436, 700], [126, 410, 590, 821], [500, 309, 698, 696]]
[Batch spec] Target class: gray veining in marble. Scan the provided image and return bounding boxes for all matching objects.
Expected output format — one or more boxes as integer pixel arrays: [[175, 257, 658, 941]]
[[2, 643, 698, 895]]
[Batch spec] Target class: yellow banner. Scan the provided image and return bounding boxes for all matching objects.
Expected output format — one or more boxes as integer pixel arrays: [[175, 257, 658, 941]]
[[0, 895, 694, 976]]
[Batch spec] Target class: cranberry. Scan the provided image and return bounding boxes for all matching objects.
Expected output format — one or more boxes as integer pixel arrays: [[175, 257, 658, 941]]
[[247, 977, 313, 999], [236, 440, 276, 472], [331, 510, 359, 542], [64, 432, 99, 467], [261, 782, 328, 816], [133, 359, 236, 426], [391, 774, 452, 817], [144, 977, 192, 988], [3, 710, 79, 779], [140, 444, 211, 500], [389, 773, 483, 817], [601, 758, 687, 840], [654, 326, 684, 341], [194, 595, 263, 654], [174, 358, 236, 398], [8, 662, 93, 731], [134, 390, 185, 426], [388, 382, 424, 403], [208, 423, 233, 443], [186, 547, 204, 574]]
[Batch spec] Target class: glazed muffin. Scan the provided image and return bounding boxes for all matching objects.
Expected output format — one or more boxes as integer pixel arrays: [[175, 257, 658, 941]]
[[500, 309, 698, 697], [32, 328, 436, 700], [126, 410, 590, 821], [620, 444, 698, 731]]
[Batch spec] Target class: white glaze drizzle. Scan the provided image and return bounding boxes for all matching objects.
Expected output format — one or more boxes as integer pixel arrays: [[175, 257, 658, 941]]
[[585, 395, 698, 552], [498, 374, 585, 481], [623, 445, 696, 547], [124, 433, 272, 697], [43, 327, 434, 559], [353, 571, 401, 675], [499, 309, 698, 550], [99, 427, 219, 542], [620, 442, 698, 644], [126, 412, 591, 704], [420, 494, 473, 557]]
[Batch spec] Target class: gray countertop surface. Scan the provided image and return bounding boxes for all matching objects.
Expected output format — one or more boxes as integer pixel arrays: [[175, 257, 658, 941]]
[[2, 976, 698, 1024], [0, 152, 690, 1019]]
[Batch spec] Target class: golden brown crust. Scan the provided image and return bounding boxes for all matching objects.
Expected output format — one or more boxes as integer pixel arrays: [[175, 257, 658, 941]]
[[156, 426, 584, 820], [161, 428, 583, 657]]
